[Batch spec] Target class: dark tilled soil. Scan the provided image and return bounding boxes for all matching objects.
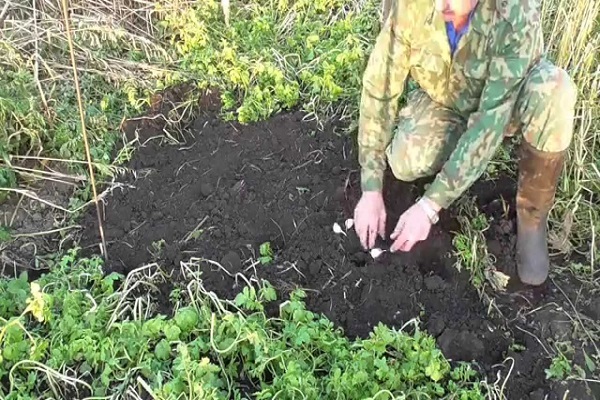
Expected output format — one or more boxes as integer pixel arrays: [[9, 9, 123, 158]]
[[78, 105, 599, 400], [0, 166, 76, 276]]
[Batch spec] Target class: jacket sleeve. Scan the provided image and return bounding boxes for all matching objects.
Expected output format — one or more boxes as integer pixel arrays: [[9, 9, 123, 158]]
[[358, 1, 412, 192], [423, 22, 540, 209]]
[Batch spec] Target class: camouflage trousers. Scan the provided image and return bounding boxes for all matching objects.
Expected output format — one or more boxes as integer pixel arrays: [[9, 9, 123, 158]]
[[385, 59, 577, 182]]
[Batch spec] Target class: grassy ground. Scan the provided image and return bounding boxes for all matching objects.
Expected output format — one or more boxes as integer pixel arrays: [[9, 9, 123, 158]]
[[0, 0, 599, 398], [0, 250, 494, 399]]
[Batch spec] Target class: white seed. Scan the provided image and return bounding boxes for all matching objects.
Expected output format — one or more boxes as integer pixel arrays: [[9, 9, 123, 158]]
[[332, 222, 345, 235], [344, 218, 354, 230], [370, 248, 385, 259]]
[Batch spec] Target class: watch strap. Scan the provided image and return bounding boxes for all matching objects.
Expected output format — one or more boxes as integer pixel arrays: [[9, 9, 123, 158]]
[[417, 197, 439, 224]]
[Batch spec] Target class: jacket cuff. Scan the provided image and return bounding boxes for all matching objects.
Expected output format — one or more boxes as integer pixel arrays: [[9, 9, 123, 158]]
[[360, 168, 384, 192], [423, 180, 454, 210]]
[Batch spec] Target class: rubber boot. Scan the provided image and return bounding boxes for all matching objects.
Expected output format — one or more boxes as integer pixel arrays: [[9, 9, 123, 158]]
[[516, 140, 565, 286]]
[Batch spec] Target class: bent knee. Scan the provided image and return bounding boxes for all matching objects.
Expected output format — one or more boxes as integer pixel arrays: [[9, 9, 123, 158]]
[[522, 63, 578, 152], [531, 64, 578, 110], [389, 162, 420, 182], [550, 67, 578, 108], [386, 143, 437, 182]]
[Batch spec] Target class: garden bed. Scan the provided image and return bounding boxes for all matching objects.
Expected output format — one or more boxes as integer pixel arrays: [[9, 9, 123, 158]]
[[76, 94, 599, 399]]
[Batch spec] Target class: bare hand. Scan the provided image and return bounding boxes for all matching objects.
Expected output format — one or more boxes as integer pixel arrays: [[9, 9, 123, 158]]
[[353, 191, 386, 249], [390, 202, 432, 252]]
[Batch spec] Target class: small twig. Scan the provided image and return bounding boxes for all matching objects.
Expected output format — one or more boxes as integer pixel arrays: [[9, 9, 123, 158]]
[[13, 171, 80, 187], [0, 0, 10, 28], [129, 221, 147, 235], [571, 377, 600, 384], [291, 151, 324, 171], [497, 357, 515, 400], [221, 0, 230, 26], [9, 193, 25, 227], [270, 217, 286, 246], [340, 270, 352, 281], [0, 188, 71, 213], [321, 276, 334, 290], [196, 258, 235, 278], [9, 360, 92, 394], [32, 0, 51, 122], [10, 165, 86, 181], [182, 216, 209, 242], [515, 325, 553, 357], [277, 261, 306, 279], [0, 252, 28, 270], [8, 155, 116, 171], [13, 225, 81, 239]]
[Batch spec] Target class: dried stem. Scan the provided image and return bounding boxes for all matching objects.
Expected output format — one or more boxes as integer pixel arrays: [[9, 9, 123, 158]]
[[59, 0, 108, 259]]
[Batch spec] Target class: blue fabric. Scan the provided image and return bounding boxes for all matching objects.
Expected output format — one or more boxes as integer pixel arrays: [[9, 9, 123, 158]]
[[445, 11, 475, 55]]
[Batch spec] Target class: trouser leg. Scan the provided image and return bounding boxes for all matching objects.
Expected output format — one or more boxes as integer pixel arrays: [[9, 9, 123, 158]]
[[385, 89, 465, 183], [512, 59, 577, 286]]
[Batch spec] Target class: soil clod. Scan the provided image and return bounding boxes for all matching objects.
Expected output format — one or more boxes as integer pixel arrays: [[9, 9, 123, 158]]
[[438, 329, 486, 362], [424, 275, 446, 291], [200, 183, 213, 197], [221, 250, 242, 273]]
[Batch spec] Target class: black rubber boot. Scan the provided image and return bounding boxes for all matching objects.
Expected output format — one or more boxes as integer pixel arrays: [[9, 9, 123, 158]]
[[516, 141, 565, 286]]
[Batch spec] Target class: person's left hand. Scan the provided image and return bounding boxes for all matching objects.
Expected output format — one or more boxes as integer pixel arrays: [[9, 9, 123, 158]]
[[390, 202, 433, 252]]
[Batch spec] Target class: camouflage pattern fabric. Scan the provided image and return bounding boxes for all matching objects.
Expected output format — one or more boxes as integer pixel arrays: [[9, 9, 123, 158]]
[[386, 59, 577, 186], [357, 0, 577, 209], [385, 89, 465, 182]]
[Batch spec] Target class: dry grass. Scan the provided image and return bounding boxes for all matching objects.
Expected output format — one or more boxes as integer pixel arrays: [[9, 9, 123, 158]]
[[541, 0, 600, 267], [1, 0, 173, 84]]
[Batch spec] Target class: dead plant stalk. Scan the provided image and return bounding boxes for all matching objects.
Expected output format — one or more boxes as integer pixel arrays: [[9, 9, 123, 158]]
[[59, 0, 107, 258]]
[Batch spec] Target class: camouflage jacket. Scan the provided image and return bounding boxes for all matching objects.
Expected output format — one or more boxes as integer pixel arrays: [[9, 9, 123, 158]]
[[358, 0, 544, 209]]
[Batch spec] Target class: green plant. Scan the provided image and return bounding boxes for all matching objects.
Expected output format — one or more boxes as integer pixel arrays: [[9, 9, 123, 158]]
[[157, 0, 379, 124], [259, 242, 274, 265], [546, 352, 573, 380], [0, 226, 11, 243], [0, 250, 496, 399], [451, 199, 509, 294], [150, 239, 167, 259]]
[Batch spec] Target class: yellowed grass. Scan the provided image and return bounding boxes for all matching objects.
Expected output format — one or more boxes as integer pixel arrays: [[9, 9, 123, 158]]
[[542, 0, 600, 266]]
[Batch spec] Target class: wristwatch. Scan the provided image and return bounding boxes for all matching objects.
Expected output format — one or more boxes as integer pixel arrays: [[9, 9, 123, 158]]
[[417, 197, 439, 224]]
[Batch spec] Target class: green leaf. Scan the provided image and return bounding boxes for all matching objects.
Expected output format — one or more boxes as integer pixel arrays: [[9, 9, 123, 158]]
[[234, 291, 249, 307], [0, 225, 12, 242], [0, 167, 17, 190], [292, 326, 311, 346], [584, 351, 596, 372], [260, 285, 277, 302], [174, 307, 199, 333], [425, 361, 444, 382], [155, 339, 171, 361], [142, 318, 166, 339], [164, 324, 181, 341], [100, 364, 113, 387]]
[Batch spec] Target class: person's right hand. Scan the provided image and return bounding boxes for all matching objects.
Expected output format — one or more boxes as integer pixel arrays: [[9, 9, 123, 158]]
[[353, 191, 386, 249]]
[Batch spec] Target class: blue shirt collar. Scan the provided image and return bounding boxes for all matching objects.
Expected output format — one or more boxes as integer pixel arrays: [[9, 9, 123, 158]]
[[445, 9, 476, 55]]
